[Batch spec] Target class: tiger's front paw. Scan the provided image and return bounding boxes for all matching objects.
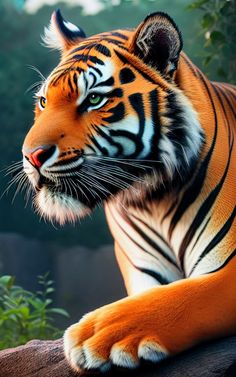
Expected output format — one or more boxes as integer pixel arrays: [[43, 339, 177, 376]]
[[64, 299, 169, 372]]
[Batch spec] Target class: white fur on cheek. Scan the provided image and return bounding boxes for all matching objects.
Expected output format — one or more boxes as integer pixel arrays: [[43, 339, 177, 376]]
[[36, 187, 91, 225]]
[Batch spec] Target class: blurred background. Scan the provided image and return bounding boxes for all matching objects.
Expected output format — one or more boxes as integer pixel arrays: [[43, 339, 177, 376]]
[[0, 0, 235, 345]]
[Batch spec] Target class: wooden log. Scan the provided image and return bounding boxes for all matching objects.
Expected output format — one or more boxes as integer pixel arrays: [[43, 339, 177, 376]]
[[0, 337, 236, 377]]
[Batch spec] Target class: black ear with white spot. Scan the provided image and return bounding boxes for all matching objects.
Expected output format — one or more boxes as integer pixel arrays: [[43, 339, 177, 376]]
[[130, 12, 183, 76], [42, 9, 86, 53]]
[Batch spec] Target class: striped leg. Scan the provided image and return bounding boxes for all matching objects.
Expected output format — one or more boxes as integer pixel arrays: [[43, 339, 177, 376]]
[[114, 241, 183, 295], [63, 250, 236, 373]]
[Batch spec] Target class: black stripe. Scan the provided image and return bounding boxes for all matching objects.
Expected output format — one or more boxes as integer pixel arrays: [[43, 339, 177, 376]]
[[83, 74, 89, 91], [206, 249, 236, 274], [93, 76, 114, 88], [181, 54, 200, 79], [69, 44, 95, 55], [213, 85, 230, 128], [86, 64, 102, 77], [129, 214, 178, 265], [67, 54, 105, 66], [189, 216, 211, 255], [179, 134, 233, 268], [123, 213, 179, 267], [103, 102, 125, 123], [214, 83, 236, 119], [119, 68, 136, 84], [138, 267, 170, 285], [95, 127, 123, 156], [189, 206, 236, 275], [73, 72, 78, 94], [213, 84, 233, 146], [90, 136, 109, 156], [103, 38, 125, 46], [88, 72, 97, 88], [85, 143, 96, 153], [109, 129, 143, 157], [117, 238, 170, 285], [161, 197, 179, 225], [67, 76, 74, 93], [149, 89, 160, 155], [51, 66, 84, 86], [114, 50, 159, 85], [94, 44, 111, 57], [111, 31, 129, 40], [106, 88, 123, 98], [128, 93, 145, 139], [131, 213, 170, 247], [168, 71, 218, 240], [109, 209, 167, 264]]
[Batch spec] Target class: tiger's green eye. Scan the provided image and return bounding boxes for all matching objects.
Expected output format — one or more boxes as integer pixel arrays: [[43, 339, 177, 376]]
[[39, 96, 46, 109], [88, 94, 102, 106]]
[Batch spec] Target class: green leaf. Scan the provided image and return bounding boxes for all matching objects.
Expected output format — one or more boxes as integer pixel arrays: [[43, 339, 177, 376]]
[[217, 67, 227, 78], [48, 308, 70, 317], [210, 30, 226, 45], [45, 298, 53, 307], [0, 276, 15, 290], [46, 287, 54, 294], [201, 13, 215, 29], [220, 2, 231, 15], [203, 55, 213, 66], [28, 297, 44, 310], [187, 0, 209, 10], [20, 306, 30, 318]]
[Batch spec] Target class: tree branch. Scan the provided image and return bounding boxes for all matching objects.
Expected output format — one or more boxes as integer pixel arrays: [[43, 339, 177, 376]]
[[0, 337, 236, 377]]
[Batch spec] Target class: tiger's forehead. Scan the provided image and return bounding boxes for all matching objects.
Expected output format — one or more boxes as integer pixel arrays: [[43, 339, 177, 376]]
[[34, 30, 130, 104], [39, 29, 132, 96], [38, 27, 169, 100], [49, 29, 132, 82]]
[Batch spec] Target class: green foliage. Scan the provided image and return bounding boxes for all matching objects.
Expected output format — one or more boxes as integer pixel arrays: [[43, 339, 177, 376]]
[[187, 0, 236, 83], [0, 274, 69, 350]]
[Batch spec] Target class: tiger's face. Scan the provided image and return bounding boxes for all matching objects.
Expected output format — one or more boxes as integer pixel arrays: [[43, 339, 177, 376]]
[[22, 11, 203, 224]]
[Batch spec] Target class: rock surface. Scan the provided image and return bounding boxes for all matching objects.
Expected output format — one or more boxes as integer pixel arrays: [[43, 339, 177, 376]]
[[0, 337, 236, 377]]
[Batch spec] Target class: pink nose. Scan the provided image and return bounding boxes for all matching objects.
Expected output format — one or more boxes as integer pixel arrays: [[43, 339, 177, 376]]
[[25, 145, 56, 168]]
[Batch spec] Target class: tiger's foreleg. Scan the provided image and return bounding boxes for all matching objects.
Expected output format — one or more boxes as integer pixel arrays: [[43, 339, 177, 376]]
[[63, 255, 236, 372]]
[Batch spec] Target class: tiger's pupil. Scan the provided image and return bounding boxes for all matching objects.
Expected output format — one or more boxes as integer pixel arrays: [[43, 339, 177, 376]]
[[89, 94, 102, 105]]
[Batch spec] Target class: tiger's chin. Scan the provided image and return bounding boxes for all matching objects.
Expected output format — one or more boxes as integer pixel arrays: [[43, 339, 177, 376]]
[[35, 187, 91, 225]]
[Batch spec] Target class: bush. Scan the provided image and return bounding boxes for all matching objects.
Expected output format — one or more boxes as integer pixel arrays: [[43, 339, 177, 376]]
[[187, 0, 236, 83], [0, 274, 69, 350]]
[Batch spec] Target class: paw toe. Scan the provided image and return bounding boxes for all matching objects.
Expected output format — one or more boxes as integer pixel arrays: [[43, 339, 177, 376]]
[[110, 347, 138, 368], [70, 346, 86, 369], [82, 344, 108, 370], [138, 340, 168, 362]]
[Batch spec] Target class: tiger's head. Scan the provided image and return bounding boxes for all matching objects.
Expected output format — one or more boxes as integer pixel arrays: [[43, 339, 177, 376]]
[[22, 10, 203, 224]]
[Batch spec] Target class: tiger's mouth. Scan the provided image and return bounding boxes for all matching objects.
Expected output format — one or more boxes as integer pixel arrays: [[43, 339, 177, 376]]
[[24, 154, 152, 224], [35, 175, 54, 191]]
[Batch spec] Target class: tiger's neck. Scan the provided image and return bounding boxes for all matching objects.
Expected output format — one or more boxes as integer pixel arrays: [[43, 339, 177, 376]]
[[175, 52, 216, 142]]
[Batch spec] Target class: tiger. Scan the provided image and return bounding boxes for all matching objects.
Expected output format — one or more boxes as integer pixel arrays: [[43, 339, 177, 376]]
[[21, 9, 236, 373]]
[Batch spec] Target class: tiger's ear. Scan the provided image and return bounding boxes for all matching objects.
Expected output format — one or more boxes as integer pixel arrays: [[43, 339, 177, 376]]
[[42, 9, 86, 54], [130, 12, 183, 77]]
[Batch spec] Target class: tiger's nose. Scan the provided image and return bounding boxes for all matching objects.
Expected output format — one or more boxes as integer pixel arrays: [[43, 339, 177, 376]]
[[24, 145, 57, 168]]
